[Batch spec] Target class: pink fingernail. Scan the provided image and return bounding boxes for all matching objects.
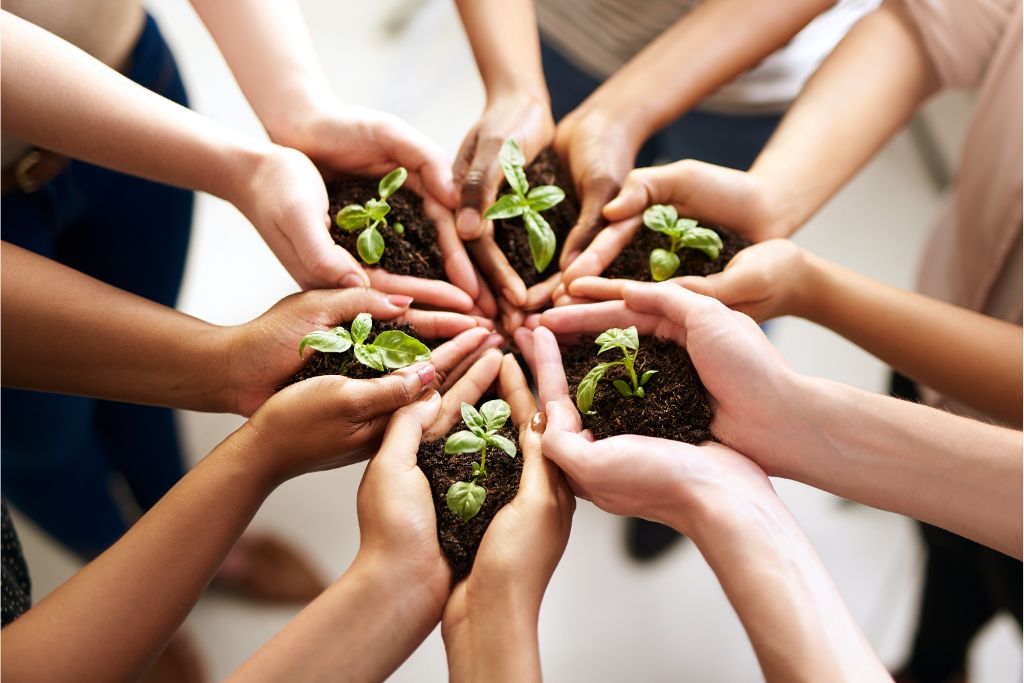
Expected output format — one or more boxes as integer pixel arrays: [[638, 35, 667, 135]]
[[388, 294, 414, 307], [564, 250, 581, 265], [416, 364, 436, 386]]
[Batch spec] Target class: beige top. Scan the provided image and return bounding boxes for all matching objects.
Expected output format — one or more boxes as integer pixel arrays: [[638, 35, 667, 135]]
[[1, 0, 144, 168], [899, 0, 1022, 420], [535, 0, 879, 114]]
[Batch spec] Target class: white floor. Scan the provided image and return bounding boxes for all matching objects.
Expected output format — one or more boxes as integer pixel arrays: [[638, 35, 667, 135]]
[[12, 1, 1022, 681]]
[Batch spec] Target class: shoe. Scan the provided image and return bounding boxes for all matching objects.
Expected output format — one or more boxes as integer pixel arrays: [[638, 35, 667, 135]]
[[212, 532, 327, 604], [625, 517, 687, 561], [140, 630, 206, 683]]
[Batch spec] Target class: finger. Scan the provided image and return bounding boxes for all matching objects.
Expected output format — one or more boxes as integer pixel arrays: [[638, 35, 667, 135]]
[[551, 281, 567, 302], [555, 293, 598, 307], [376, 390, 442, 468], [367, 269, 475, 312], [423, 195, 480, 300], [346, 363, 438, 418], [424, 348, 504, 440], [297, 288, 413, 345], [538, 301, 662, 337], [294, 227, 372, 290], [531, 327, 576, 416], [522, 313, 542, 330], [512, 327, 535, 368], [498, 353, 538, 429], [472, 267, 499, 318], [524, 272, 562, 311], [438, 332, 506, 393], [456, 134, 505, 240], [566, 276, 628, 302], [452, 127, 478, 194], [425, 327, 491, 388], [602, 163, 687, 223], [620, 280, 720, 327], [540, 400, 592, 483], [561, 217, 642, 284], [394, 309, 479, 339], [558, 175, 619, 269], [467, 237, 528, 307]]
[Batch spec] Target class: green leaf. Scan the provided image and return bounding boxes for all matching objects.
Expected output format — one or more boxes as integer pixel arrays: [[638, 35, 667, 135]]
[[635, 386, 645, 398], [650, 248, 681, 281], [479, 399, 511, 432], [575, 362, 613, 415], [371, 330, 431, 369], [639, 369, 658, 386], [483, 193, 528, 221], [677, 218, 699, 232], [378, 167, 407, 199], [487, 433, 517, 458], [460, 402, 487, 433], [526, 185, 565, 212], [350, 313, 373, 344], [471, 461, 484, 478], [681, 226, 723, 261], [336, 204, 369, 231], [499, 139, 529, 196], [642, 204, 678, 233], [523, 210, 556, 273], [595, 327, 639, 354], [444, 430, 487, 454], [612, 379, 633, 397], [357, 226, 385, 264], [447, 481, 486, 521], [354, 344, 385, 371], [365, 198, 390, 222], [298, 327, 352, 356]]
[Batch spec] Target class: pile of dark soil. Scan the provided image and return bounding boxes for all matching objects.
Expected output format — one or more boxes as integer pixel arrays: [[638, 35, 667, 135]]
[[283, 321, 429, 386], [602, 225, 751, 281]]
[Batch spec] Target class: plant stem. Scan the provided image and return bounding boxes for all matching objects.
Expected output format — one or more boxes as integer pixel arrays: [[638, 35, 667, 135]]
[[625, 350, 640, 392], [478, 445, 487, 477]]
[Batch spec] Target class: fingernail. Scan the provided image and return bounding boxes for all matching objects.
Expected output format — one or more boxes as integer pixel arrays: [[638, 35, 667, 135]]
[[342, 273, 365, 288], [564, 250, 581, 266], [421, 389, 441, 404], [415, 364, 436, 386], [388, 294, 414, 308], [530, 412, 547, 433], [457, 208, 480, 237]]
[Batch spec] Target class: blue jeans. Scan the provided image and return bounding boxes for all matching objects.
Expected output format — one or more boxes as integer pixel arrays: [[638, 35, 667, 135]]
[[1, 15, 194, 559], [541, 40, 782, 171]]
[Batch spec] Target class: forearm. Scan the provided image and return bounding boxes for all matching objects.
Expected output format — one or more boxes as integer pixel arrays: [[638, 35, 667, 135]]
[[678, 498, 888, 682], [749, 3, 939, 236], [443, 586, 542, 682], [231, 552, 448, 682], [455, 0, 548, 101], [578, 0, 831, 142], [1, 426, 275, 683], [782, 377, 1023, 558], [0, 242, 233, 412], [799, 254, 1023, 425], [0, 11, 267, 203]]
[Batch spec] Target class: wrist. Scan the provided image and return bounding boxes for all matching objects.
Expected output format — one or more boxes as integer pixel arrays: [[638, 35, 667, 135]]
[[208, 421, 283, 500], [485, 85, 550, 112], [792, 251, 831, 322], [355, 547, 451, 619]]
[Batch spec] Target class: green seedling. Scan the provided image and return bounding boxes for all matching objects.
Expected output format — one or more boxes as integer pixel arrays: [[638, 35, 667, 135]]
[[643, 204, 723, 281], [575, 326, 658, 415], [298, 312, 429, 372], [445, 399, 517, 521], [483, 139, 565, 273], [335, 167, 408, 265]]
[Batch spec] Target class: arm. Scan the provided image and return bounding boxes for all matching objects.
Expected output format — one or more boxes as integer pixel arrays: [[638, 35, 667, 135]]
[[569, 240, 1023, 424]]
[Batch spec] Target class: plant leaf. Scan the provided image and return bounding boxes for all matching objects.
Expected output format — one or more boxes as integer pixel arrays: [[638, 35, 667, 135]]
[[681, 227, 723, 261], [595, 327, 639, 354], [336, 204, 369, 231], [612, 379, 633, 397], [526, 185, 565, 212], [479, 399, 511, 432], [365, 198, 390, 222], [635, 386, 645, 398], [677, 218, 699, 231], [650, 248, 681, 281], [378, 167, 407, 199], [357, 226, 385, 264], [523, 210, 556, 273], [371, 330, 431, 368], [393, 222, 404, 235], [350, 313, 373, 344], [354, 344, 385, 371], [444, 430, 487, 454], [639, 369, 658, 386], [483, 193, 528, 220], [447, 481, 486, 521], [298, 327, 352, 356], [575, 362, 613, 415], [487, 433, 518, 458], [499, 139, 529, 196], [460, 402, 487, 432], [642, 204, 678, 233]]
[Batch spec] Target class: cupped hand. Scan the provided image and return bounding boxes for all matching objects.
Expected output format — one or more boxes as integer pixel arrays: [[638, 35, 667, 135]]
[[532, 283, 807, 475], [224, 287, 490, 416]]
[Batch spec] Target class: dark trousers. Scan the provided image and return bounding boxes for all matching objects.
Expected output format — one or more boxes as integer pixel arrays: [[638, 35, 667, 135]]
[[1, 15, 194, 559]]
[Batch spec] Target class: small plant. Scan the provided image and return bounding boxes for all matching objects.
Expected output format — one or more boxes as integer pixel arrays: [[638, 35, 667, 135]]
[[334, 167, 408, 265], [575, 326, 658, 415], [643, 204, 723, 281], [298, 312, 429, 372], [483, 139, 565, 273], [445, 400, 517, 521]]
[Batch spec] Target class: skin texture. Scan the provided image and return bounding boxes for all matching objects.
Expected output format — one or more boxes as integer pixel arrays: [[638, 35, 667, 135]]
[[531, 283, 1023, 558], [566, 240, 1023, 425]]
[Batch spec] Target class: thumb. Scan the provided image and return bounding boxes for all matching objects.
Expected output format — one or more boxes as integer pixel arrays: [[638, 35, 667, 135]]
[[559, 177, 617, 269], [621, 281, 715, 327], [357, 363, 437, 417], [376, 389, 442, 467], [297, 228, 370, 289], [602, 165, 681, 223]]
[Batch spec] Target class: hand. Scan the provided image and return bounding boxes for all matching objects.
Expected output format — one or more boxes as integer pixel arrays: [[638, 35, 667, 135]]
[[533, 282, 807, 476], [222, 287, 491, 416], [553, 106, 640, 269], [566, 239, 813, 322], [602, 159, 789, 243]]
